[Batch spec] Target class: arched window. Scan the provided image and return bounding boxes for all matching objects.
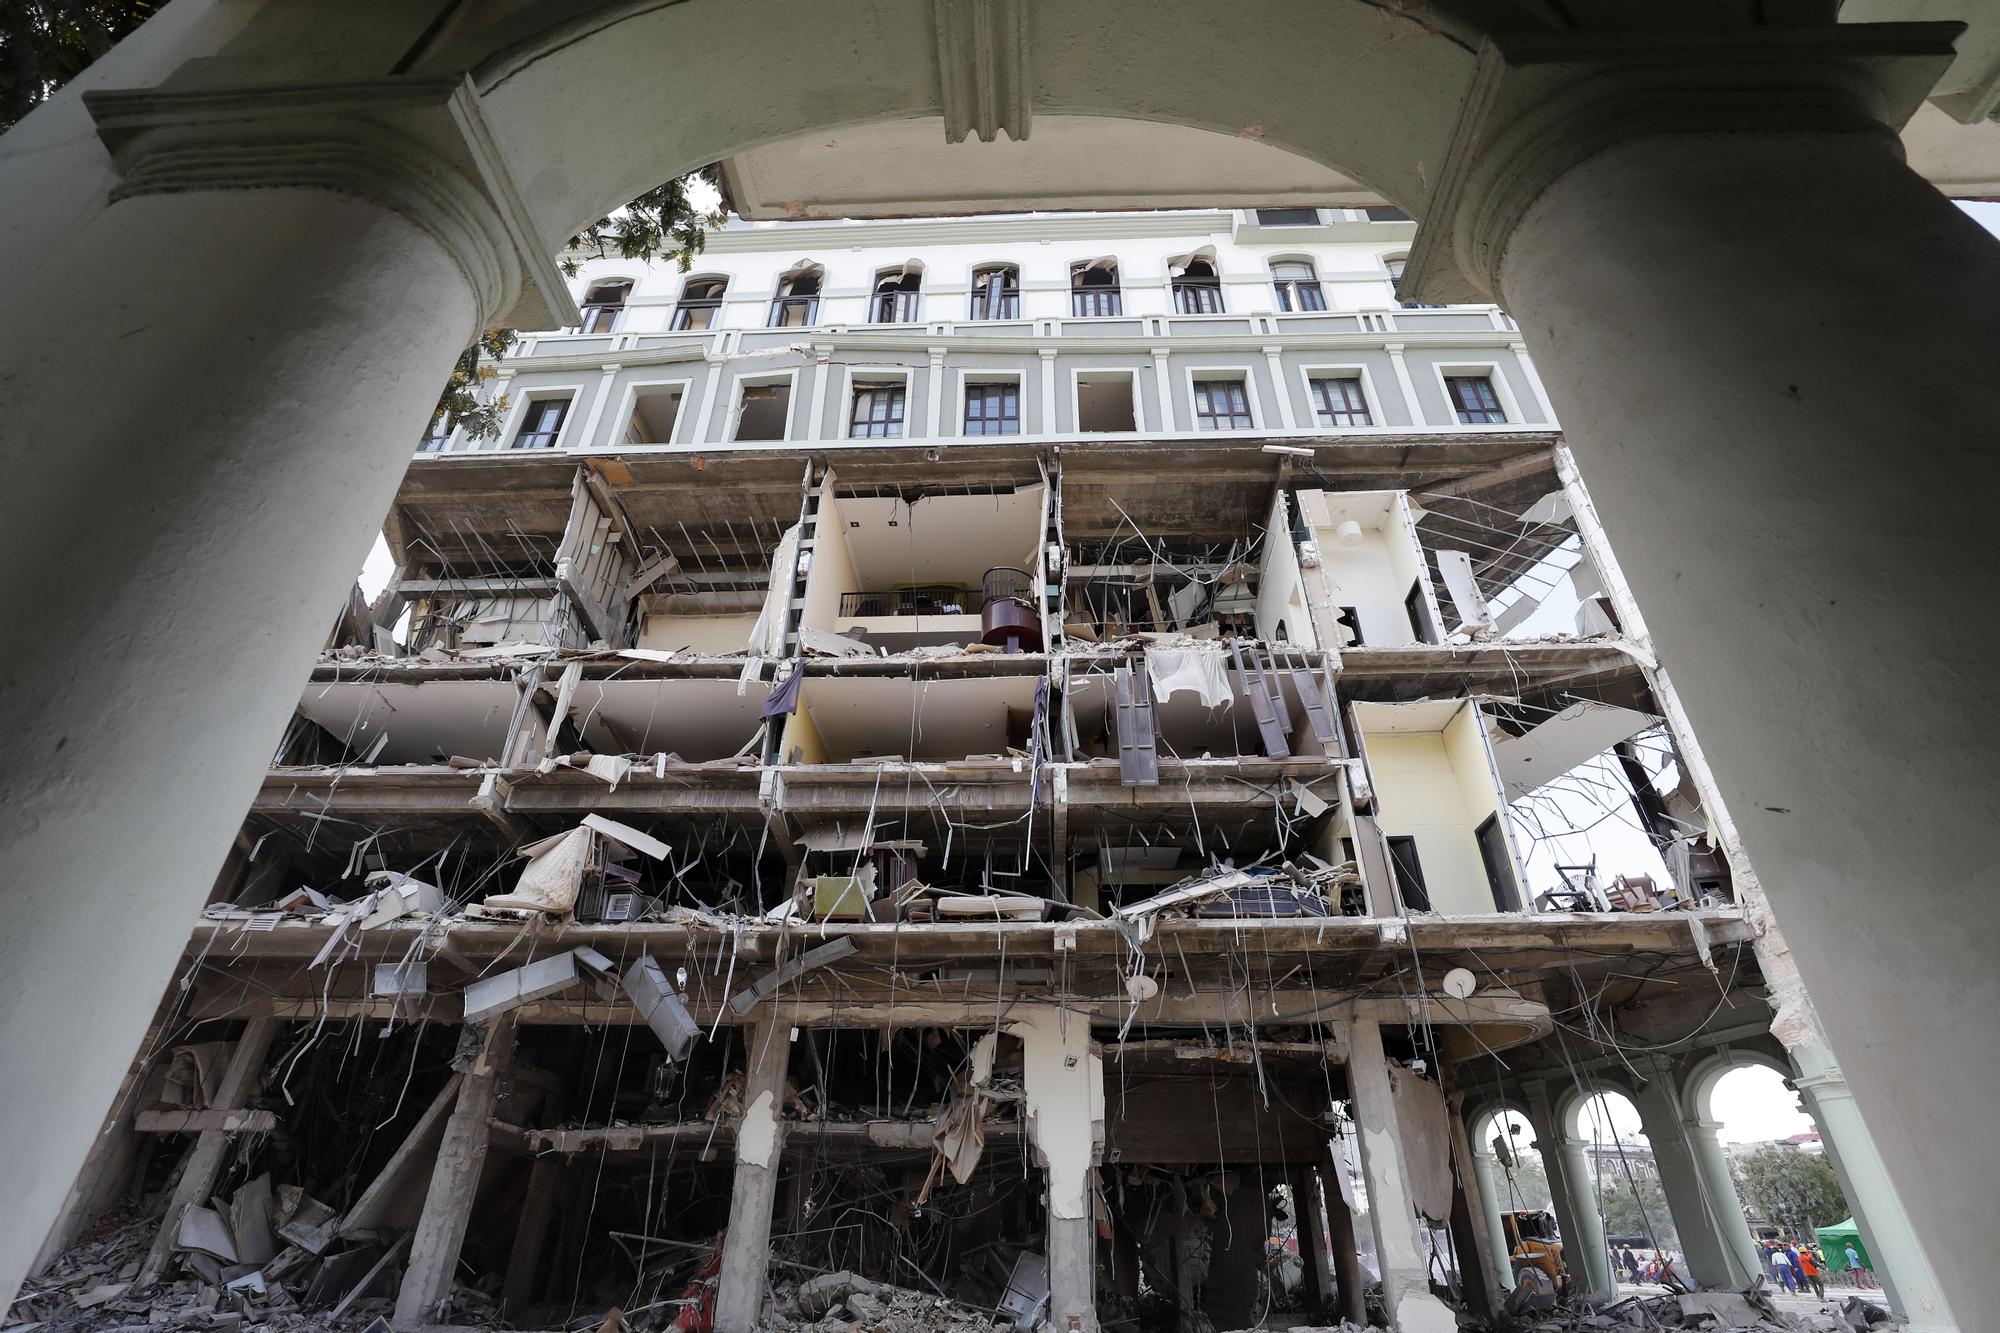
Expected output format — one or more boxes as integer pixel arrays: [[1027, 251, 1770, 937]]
[[1172, 256, 1223, 314], [579, 279, 631, 333], [671, 275, 727, 330], [969, 265, 1020, 320], [1069, 259, 1122, 317], [1271, 259, 1326, 312], [1383, 254, 1435, 309], [872, 265, 922, 323], [768, 265, 823, 327]]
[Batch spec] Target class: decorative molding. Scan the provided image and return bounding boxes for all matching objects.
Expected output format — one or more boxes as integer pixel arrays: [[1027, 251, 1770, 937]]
[[932, 0, 1032, 144], [1403, 23, 1963, 306], [84, 77, 578, 331]]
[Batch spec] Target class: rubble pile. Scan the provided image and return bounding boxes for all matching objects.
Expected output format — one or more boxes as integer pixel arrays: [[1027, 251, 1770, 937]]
[[1501, 1284, 1896, 1333], [758, 1272, 991, 1332]]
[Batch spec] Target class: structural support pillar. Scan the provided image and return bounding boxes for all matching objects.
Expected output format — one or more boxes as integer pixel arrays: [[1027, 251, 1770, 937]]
[[1467, 1145, 1515, 1294], [1523, 1083, 1612, 1297], [1291, 1167, 1335, 1314], [0, 68, 555, 1303], [1345, 1019, 1455, 1333], [1680, 1115, 1761, 1287], [714, 1021, 793, 1333], [1792, 1043, 1958, 1332], [1629, 1065, 1747, 1290], [394, 1016, 517, 1329], [138, 1017, 281, 1285], [1322, 1143, 1368, 1328], [1444, 1098, 1500, 1319], [1409, 27, 1998, 1320], [1013, 1006, 1104, 1333]]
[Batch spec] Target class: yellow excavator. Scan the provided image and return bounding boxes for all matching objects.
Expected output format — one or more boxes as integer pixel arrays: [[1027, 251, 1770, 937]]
[[1501, 1209, 1570, 1301]]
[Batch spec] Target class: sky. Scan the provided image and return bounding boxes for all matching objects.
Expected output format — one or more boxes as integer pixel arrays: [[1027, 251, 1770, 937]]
[[1489, 1064, 1814, 1150]]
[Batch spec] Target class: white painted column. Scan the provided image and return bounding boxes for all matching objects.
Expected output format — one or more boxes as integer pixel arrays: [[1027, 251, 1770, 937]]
[[1679, 1115, 1761, 1287], [1038, 347, 1059, 434], [1382, 341, 1428, 426], [1345, 1020, 1456, 1333], [803, 347, 833, 442], [1013, 1006, 1104, 1332], [1629, 1065, 1748, 1289], [925, 345, 948, 438], [1792, 1043, 1958, 1332], [1435, 38, 1999, 1319], [1261, 344, 1297, 428], [1467, 1147, 1516, 1294], [0, 190, 484, 1304], [575, 362, 623, 448], [1523, 1083, 1612, 1297], [1149, 347, 1174, 432]]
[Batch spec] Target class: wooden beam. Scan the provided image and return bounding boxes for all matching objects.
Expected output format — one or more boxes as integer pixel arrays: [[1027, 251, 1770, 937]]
[[135, 1108, 279, 1135]]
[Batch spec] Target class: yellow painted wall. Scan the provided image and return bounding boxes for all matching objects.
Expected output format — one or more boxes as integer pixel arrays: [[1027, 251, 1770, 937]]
[[1361, 730, 1491, 915], [636, 611, 762, 653]]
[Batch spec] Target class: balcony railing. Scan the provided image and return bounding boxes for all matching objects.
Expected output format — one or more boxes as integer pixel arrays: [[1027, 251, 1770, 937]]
[[839, 587, 976, 617]]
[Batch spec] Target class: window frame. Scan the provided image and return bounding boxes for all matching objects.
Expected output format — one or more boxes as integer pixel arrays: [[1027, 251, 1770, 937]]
[[1254, 207, 1322, 227], [968, 264, 1022, 321], [1069, 368, 1141, 435], [1299, 366, 1381, 429], [871, 267, 923, 325], [1385, 835, 1431, 912], [1269, 258, 1327, 313], [767, 267, 824, 328], [1430, 362, 1524, 427], [1068, 261, 1123, 318], [1183, 367, 1260, 432], [578, 279, 633, 334], [960, 375, 1025, 437], [847, 379, 910, 439], [507, 390, 579, 451], [1171, 257, 1225, 315], [671, 275, 728, 331], [610, 374, 696, 448], [727, 369, 801, 443]]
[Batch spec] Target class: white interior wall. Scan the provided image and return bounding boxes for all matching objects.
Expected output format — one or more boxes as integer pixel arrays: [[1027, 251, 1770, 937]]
[[1443, 701, 1520, 909], [1254, 491, 1315, 646], [1355, 701, 1490, 915], [1298, 490, 1412, 646], [636, 611, 762, 653], [799, 492, 859, 632]]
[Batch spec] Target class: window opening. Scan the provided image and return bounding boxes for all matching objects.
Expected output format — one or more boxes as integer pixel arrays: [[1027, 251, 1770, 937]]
[[1256, 207, 1320, 226], [1193, 379, 1252, 430], [672, 276, 727, 330], [1173, 257, 1224, 314], [1070, 260, 1122, 317], [1310, 376, 1372, 427], [872, 268, 922, 324], [969, 265, 1020, 320], [768, 268, 822, 327], [735, 383, 792, 441], [849, 382, 907, 439], [1272, 260, 1326, 312], [514, 397, 571, 450], [1476, 813, 1520, 912], [626, 387, 683, 445], [1077, 374, 1136, 433], [964, 382, 1021, 436], [1446, 375, 1507, 424], [1365, 206, 1413, 221], [579, 280, 630, 334]]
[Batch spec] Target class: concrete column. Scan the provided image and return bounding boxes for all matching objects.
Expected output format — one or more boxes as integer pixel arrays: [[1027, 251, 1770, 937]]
[[1523, 1083, 1611, 1297], [138, 1018, 281, 1284], [1444, 1100, 1501, 1318], [1291, 1167, 1335, 1312], [1472, 46, 2000, 1319], [1792, 1043, 1958, 1332], [0, 84, 517, 1299], [1682, 1116, 1761, 1286], [1202, 1174, 1266, 1330], [714, 1021, 793, 1333], [1344, 1019, 1455, 1333], [1322, 1173, 1367, 1327], [1629, 1067, 1747, 1289], [394, 1016, 517, 1329], [1467, 1147, 1516, 1294], [1013, 1007, 1104, 1332], [502, 1154, 564, 1310]]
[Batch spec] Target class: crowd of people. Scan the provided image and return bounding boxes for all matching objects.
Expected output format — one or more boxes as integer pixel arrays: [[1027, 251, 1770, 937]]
[[1610, 1239, 1876, 1300]]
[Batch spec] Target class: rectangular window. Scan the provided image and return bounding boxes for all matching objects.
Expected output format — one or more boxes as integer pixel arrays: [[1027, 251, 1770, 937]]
[[1192, 379, 1252, 431], [1175, 283, 1223, 315], [1446, 375, 1506, 424], [964, 382, 1020, 436], [1364, 206, 1413, 222], [1386, 836, 1431, 912], [513, 396, 571, 450], [1076, 373, 1136, 433], [418, 418, 451, 452], [734, 382, 792, 441], [1255, 207, 1320, 226], [625, 387, 683, 445], [849, 382, 907, 439], [1309, 376, 1373, 427], [1476, 813, 1520, 912]]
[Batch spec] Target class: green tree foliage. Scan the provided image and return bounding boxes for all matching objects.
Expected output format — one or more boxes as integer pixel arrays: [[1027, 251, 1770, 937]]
[[1733, 1145, 1849, 1237], [1493, 1153, 1554, 1212], [1594, 1169, 1680, 1249], [0, 0, 155, 133]]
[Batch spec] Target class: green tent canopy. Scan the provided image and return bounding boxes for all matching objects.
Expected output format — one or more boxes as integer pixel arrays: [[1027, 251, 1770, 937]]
[[1815, 1219, 1872, 1270]]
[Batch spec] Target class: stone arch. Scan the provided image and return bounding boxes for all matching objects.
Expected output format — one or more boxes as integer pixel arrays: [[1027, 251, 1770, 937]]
[[1680, 1046, 1792, 1123], [1552, 1075, 1639, 1140], [409, 0, 1488, 254]]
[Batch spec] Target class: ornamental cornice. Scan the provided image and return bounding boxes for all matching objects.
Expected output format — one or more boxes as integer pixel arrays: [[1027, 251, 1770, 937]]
[[83, 77, 577, 331], [1403, 23, 1962, 306]]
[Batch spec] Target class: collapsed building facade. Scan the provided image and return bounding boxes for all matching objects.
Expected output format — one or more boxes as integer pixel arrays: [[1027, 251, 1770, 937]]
[[23, 213, 1955, 1333]]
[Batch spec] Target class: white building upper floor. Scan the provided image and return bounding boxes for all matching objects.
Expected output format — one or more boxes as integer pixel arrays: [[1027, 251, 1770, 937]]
[[424, 207, 1556, 456]]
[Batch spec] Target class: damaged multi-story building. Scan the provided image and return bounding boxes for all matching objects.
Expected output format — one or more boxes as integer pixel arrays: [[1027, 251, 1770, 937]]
[[19, 210, 1957, 1333]]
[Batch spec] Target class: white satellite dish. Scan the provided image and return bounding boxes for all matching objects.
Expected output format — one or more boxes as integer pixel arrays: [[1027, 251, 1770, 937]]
[[1442, 967, 1477, 999]]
